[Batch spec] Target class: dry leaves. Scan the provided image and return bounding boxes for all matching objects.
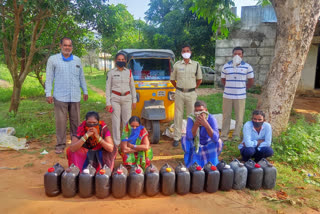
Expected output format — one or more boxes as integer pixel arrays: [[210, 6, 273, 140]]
[[262, 190, 303, 206], [276, 190, 288, 200]]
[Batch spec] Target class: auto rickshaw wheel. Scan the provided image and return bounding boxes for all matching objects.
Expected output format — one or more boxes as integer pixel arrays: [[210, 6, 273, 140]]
[[151, 120, 160, 144], [144, 119, 160, 144]]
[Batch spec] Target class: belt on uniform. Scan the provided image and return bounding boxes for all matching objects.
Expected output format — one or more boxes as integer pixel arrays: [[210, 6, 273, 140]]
[[112, 90, 130, 96], [176, 87, 196, 93]]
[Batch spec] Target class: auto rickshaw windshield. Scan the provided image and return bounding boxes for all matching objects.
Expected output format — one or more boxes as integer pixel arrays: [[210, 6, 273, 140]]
[[129, 58, 171, 80]]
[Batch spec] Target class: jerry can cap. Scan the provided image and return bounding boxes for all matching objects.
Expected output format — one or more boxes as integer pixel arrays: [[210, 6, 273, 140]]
[[65, 168, 72, 173], [117, 169, 123, 174], [224, 165, 231, 169], [48, 167, 54, 173], [150, 168, 156, 173], [136, 169, 142, 174], [196, 166, 202, 171], [255, 164, 261, 168], [180, 167, 186, 172], [83, 169, 89, 174], [99, 169, 106, 175], [166, 168, 172, 172], [211, 165, 217, 171]]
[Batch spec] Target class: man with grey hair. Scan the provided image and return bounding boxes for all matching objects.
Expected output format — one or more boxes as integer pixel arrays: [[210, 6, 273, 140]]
[[45, 37, 88, 154]]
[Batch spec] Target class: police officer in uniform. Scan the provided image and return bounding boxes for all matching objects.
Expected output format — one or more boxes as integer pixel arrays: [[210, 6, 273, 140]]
[[106, 53, 137, 146], [170, 44, 202, 147]]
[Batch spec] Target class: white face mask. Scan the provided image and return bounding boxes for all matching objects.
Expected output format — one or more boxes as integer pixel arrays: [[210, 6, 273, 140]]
[[233, 55, 242, 67], [182, 52, 191, 59]]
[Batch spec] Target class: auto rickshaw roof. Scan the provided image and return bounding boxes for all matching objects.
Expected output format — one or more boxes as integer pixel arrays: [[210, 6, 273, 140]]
[[119, 49, 175, 60]]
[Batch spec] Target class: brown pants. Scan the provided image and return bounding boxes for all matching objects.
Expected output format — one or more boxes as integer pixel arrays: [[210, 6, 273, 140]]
[[54, 98, 80, 149], [221, 98, 246, 141]]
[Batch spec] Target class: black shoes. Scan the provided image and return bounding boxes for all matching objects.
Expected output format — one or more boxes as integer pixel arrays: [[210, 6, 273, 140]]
[[172, 140, 180, 147]]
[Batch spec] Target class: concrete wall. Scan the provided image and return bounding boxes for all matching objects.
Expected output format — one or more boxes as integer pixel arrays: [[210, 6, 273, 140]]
[[214, 6, 277, 86], [215, 5, 319, 92]]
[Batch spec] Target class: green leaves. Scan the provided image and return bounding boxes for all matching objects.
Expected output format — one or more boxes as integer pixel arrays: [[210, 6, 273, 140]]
[[273, 115, 320, 170], [143, 0, 218, 66], [190, 0, 237, 38]]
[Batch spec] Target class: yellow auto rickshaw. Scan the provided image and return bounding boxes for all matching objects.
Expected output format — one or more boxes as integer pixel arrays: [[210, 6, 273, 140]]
[[118, 49, 175, 144]]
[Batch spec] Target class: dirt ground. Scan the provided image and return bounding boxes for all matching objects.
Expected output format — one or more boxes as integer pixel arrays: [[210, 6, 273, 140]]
[[1, 88, 320, 214]]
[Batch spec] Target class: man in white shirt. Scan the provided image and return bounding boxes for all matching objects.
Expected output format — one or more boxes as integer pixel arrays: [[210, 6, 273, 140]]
[[220, 47, 254, 142]]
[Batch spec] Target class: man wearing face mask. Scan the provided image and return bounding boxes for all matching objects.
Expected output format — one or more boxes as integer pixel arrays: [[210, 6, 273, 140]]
[[45, 37, 88, 154], [170, 44, 202, 147], [220, 47, 254, 142], [105, 52, 137, 146], [181, 101, 223, 167], [238, 110, 273, 162]]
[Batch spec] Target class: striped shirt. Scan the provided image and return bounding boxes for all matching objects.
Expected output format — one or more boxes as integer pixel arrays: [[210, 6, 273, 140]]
[[45, 53, 88, 102], [221, 60, 254, 99]]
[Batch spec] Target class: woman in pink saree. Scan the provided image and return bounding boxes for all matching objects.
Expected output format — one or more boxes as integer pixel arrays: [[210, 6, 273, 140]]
[[66, 111, 116, 172]]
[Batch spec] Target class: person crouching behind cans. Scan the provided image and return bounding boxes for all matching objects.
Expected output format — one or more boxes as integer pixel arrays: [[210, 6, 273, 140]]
[[105, 53, 137, 147]]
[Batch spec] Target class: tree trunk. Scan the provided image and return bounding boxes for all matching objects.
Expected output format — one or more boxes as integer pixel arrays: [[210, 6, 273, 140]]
[[36, 71, 45, 89], [9, 81, 22, 114], [257, 0, 320, 136], [88, 54, 93, 73]]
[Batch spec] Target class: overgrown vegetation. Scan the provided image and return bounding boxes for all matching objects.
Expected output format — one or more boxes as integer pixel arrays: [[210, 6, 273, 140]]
[[273, 115, 320, 172]]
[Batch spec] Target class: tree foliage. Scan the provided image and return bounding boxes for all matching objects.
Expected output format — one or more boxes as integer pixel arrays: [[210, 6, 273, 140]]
[[100, 4, 144, 56], [143, 0, 226, 66], [0, 0, 103, 113], [190, 0, 238, 38]]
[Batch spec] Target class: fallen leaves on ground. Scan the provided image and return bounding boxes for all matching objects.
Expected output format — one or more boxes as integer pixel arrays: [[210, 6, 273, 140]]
[[276, 190, 288, 200], [262, 190, 304, 207]]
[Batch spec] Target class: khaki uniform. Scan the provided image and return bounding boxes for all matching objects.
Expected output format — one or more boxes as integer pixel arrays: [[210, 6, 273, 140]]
[[170, 59, 202, 141], [106, 67, 137, 146]]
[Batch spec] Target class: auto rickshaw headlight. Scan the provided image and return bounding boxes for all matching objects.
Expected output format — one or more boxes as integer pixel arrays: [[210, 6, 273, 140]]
[[136, 92, 140, 102], [168, 91, 175, 101]]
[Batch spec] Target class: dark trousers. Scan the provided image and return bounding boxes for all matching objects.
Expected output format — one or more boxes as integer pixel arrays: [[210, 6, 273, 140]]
[[240, 147, 274, 162], [54, 98, 80, 149]]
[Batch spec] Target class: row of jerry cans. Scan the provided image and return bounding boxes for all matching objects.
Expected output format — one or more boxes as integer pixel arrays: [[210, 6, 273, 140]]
[[44, 158, 277, 198], [219, 159, 277, 191]]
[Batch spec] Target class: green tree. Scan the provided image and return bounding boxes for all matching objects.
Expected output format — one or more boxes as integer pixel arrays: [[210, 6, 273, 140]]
[[192, 0, 320, 136], [0, 0, 102, 113], [144, 0, 219, 66], [100, 4, 143, 58]]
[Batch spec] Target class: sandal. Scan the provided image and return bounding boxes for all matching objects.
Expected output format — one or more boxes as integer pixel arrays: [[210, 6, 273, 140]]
[[55, 148, 64, 154]]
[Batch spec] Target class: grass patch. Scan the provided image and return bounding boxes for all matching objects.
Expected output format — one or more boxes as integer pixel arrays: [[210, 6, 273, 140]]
[[273, 116, 320, 171], [198, 83, 215, 88], [198, 93, 257, 123], [0, 87, 105, 139], [83, 66, 106, 91], [24, 162, 34, 168], [0, 64, 45, 102]]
